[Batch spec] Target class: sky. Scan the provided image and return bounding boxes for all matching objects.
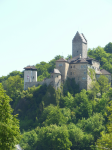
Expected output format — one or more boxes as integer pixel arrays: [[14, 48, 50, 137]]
[[0, 0, 112, 77]]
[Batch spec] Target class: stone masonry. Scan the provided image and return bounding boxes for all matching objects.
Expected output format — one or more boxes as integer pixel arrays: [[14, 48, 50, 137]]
[[24, 31, 111, 91]]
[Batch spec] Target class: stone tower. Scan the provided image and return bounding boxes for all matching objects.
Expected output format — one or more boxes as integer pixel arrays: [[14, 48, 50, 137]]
[[72, 31, 87, 58], [24, 66, 37, 90]]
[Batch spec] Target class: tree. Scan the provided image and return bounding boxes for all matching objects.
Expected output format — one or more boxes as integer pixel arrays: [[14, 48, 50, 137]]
[[36, 125, 72, 150], [104, 42, 112, 53], [68, 123, 94, 150], [2, 75, 23, 100], [96, 102, 112, 149], [0, 83, 21, 149], [97, 75, 110, 95], [39, 105, 67, 126]]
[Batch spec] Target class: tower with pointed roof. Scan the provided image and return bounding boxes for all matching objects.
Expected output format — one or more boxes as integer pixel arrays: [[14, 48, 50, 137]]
[[23, 31, 111, 91], [72, 31, 87, 58]]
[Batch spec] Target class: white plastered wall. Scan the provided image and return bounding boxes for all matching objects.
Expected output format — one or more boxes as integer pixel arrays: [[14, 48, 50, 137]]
[[32, 71, 37, 82]]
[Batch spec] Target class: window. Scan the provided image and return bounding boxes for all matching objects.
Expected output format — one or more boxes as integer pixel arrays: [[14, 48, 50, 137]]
[[81, 65, 83, 68], [82, 77, 86, 80], [57, 75, 58, 77], [59, 64, 62, 66], [84, 65, 86, 68], [84, 72, 86, 74], [77, 51, 78, 53], [71, 66, 72, 68], [71, 72, 72, 75], [73, 65, 75, 68]]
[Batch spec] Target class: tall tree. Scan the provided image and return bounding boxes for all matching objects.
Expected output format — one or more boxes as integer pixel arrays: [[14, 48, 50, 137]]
[[0, 83, 21, 150], [104, 42, 112, 53]]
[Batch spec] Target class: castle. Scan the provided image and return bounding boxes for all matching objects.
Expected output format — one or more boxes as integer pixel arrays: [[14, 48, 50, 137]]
[[24, 31, 111, 90]]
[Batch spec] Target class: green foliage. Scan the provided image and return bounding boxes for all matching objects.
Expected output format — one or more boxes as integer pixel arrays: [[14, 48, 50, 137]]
[[39, 105, 67, 126], [73, 89, 93, 121], [88, 46, 112, 73], [0, 83, 21, 150], [20, 130, 38, 150], [97, 75, 110, 95], [96, 102, 112, 149], [2, 75, 24, 101], [65, 54, 72, 60], [68, 123, 94, 150], [35, 55, 63, 81], [63, 78, 79, 96], [36, 125, 72, 150], [88, 68, 96, 81], [104, 42, 112, 53], [0, 49, 111, 150], [77, 113, 105, 141]]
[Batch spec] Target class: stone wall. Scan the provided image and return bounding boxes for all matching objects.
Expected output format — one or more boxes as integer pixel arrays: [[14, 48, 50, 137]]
[[82, 43, 87, 58], [52, 74, 61, 90], [69, 63, 87, 90], [56, 62, 69, 81], [72, 42, 82, 58], [24, 78, 53, 90]]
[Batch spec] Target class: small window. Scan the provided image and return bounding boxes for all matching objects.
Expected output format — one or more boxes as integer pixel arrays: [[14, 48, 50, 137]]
[[57, 75, 58, 77], [71, 72, 72, 75], [81, 65, 83, 68], [71, 66, 72, 68], [84, 65, 86, 68], [82, 77, 86, 80], [59, 64, 62, 66], [77, 51, 78, 53], [73, 65, 75, 68], [84, 72, 86, 74]]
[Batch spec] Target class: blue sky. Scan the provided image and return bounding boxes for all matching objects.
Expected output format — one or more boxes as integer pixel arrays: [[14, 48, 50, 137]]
[[0, 0, 112, 77]]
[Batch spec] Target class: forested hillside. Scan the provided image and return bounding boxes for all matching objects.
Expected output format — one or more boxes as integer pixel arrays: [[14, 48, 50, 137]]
[[0, 42, 112, 150]]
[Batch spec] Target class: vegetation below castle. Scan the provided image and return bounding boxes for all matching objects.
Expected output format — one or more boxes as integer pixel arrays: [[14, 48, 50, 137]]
[[0, 42, 112, 149]]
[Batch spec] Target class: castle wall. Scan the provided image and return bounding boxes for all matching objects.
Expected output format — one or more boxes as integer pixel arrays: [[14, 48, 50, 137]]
[[24, 78, 53, 90], [69, 63, 87, 90], [52, 74, 61, 90], [92, 60, 100, 70]]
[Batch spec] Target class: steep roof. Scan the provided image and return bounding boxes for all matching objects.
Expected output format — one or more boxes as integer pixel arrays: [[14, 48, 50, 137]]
[[100, 69, 111, 75], [51, 68, 61, 74], [70, 57, 88, 64], [72, 31, 87, 44], [24, 65, 37, 70], [56, 58, 68, 62]]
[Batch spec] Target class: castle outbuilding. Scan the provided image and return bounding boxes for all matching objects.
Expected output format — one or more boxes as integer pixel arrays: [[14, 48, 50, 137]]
[[24, 31, 111, 90]]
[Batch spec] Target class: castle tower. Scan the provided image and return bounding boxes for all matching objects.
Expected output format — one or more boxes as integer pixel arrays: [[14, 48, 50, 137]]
[[23, 66, 37, 90], [56, 58, 69, 81], [72, 31, 87, 58]]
